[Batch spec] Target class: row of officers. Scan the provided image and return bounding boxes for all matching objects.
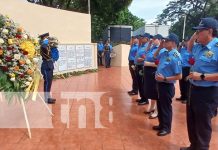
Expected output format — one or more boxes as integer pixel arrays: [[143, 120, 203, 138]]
[[128, 17, 218, 150]]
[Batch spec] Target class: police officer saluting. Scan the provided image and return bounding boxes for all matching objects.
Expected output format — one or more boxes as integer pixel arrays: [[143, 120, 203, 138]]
[[39, 33, 56, 104], [134, 33, 150, 105], [180, 17, 218, 150], [144, 34, 163, 119], [128, 36, 139, 95], [153, 33, 182, 136]]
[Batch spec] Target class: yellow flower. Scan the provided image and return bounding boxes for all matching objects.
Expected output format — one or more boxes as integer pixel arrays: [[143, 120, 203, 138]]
[[20, 41, 36, 58], [9, 73, 15, 78], [8, 39, 13, 45]]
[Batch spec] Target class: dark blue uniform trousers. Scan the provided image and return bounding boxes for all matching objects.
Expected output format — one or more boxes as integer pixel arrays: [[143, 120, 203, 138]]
[[41, 60, 54, 101], [179, 67, 190, 99], [104, 51, 111, 68], [187, 85, 218, 150], [157, 82, 175, 132], [129, 60, 138, 92], [135, 65, 146, 100]]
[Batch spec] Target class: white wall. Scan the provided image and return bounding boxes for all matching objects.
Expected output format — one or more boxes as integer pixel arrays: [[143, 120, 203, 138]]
[[111, 44, 130, 67], [0, 0, 91, 44]]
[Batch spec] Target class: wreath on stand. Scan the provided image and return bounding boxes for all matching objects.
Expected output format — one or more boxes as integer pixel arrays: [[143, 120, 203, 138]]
[[0, 14, 40, 102]]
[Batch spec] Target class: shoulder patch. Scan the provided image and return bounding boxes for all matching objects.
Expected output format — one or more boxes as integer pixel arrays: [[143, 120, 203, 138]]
[[173, 52, 179, 58]]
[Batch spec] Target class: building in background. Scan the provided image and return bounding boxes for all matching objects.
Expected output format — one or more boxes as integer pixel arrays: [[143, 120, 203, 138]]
[[103, 25, 133, 43], [133, 24, 170, 37]]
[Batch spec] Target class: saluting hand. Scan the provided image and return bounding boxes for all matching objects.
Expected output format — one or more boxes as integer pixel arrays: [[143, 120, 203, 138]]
[[155, 73, 164, 81], [186, 72, 201, 80]]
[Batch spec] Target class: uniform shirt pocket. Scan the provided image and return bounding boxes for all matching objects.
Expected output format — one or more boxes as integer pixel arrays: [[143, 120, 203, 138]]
[[199, 55, 215, 63]]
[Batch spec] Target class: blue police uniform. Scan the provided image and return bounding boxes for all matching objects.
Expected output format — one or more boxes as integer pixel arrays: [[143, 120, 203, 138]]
[[144, 45, 159, 100], [156, 48, 182, 133], [187, 37, 218, 150], [104, 44, 112, 68], [97, 42, 104, 66], [128, 43, 139, 93], [40, 43, 54, 103], [178, 47, 192, 101], [134, 42, 149, 103]]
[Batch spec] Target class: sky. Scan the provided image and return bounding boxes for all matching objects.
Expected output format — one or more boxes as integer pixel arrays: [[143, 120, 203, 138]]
[[128, 0, 171, 24]]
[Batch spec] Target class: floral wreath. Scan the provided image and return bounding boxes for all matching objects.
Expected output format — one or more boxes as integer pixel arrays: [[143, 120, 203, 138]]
[[0, 14, 40, 102]]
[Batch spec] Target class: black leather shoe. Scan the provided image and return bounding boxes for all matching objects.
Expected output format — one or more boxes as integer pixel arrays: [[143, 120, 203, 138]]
[[176, 97, 183, 101], [157, 130, 170, 136], [138, 99, 149, 105], [152, 125, 162, 131], [136, 99, 141, 102], [47, 100, 55, 104], [180, 147, 191, 150], [128, 90, 134, 94], [49, 98, 56, 102], [129, 91, 138, 95]]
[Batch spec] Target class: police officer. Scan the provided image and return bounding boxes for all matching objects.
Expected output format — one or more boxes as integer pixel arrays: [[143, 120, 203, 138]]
[[104, 40, 112, 68], [39, 33, 56, 104], [134, 33, 150, 105], [176, 38, 192, 104], [153, 33, 182, 136], [97, 39, 104, 66], [180, 18, 218, 150], [144, 34, 163, 119], [128, 36, 139, 95]]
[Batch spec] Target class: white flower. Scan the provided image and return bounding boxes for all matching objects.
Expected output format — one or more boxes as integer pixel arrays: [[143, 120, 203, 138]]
[[26, 59, 31, 64], [25, 81, 31, 86], [28, 77, 32, 81], [23, 34, 28, 39], [33, 57, 39, 63], [0, 38, 4, 44], [14, 54, 21, 60], [10, 77, 15, 82], [2, 29, 9, 34], [0, 59, 2, 64]]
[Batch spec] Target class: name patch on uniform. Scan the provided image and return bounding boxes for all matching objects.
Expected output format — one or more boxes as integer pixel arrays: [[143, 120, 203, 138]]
[[204, 50, 214, 58]]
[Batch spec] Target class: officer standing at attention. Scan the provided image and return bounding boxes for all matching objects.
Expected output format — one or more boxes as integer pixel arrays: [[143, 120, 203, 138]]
[[39, 33, 56, 104], [97, 39, 104, 66], [128, 36, 139, 95], [180, 17, 218, 150], [134, 33, 150, 105], [103, 40, 112, 68], [176, 38, 192, 104], [144, 34, 163, 119], [153, 33, 182, 136]]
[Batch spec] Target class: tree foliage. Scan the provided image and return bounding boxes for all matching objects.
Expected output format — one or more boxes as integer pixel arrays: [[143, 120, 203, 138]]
[[156, 0, 218, 40], [27, 0, 144, 41]]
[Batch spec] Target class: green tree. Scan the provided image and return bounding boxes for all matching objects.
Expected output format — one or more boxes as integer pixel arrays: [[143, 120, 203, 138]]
[[156, 0, 218, 40], [27, 0, 144, 41]]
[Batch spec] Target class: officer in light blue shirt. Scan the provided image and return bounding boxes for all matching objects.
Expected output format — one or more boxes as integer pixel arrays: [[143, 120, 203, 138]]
[[143, 34, 163, 119], [97, 40, 104, 66], [176, 38, 193, 103], [128, 36, 139, 95], [134, 33, 150, 105], [180, 18, 218, 150], [153, 33, 182, 136]]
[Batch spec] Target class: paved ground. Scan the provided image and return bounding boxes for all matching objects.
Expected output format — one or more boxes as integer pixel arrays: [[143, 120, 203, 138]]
[[0, 67, 218, 150]]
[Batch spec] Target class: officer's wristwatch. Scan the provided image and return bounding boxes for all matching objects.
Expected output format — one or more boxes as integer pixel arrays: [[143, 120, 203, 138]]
[[200, 73, 205, 80], [163, 76, 167, 82]]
